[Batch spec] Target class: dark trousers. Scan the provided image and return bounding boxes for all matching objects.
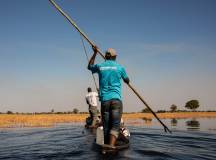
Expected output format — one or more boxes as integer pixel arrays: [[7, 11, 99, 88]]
[[101, 99, 122, 144]]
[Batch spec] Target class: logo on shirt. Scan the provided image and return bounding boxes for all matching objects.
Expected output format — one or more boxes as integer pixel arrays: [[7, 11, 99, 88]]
[[99, 66, 117, 71]]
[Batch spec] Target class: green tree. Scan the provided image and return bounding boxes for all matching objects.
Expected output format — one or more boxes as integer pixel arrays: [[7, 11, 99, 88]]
[[73, 108, 79, 114], [185, 100, 199, 111], [170, 104, 177, 112]]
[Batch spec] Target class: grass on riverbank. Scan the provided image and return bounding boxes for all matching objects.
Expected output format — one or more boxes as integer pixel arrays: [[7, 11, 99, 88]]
[[0, 114, 87, 128], [0, 112, 216, 128]]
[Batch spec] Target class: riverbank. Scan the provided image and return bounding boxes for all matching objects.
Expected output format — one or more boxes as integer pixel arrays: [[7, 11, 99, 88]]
[[122, 112, 216, 119], [0, 112, 216, 128]]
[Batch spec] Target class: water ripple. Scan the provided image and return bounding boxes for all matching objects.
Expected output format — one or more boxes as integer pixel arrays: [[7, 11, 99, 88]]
[[0, 125, 216, 159]]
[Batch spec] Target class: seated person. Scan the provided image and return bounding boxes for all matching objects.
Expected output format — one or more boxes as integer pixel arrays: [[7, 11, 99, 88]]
[[116, 118, 130, 145]]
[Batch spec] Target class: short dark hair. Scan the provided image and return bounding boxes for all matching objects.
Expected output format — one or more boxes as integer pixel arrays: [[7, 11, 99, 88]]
[[87, 87, 92, 92], [105, 53, 116, 60]]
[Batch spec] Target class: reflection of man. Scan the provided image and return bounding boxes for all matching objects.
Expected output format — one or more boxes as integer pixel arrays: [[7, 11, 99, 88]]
[[88, 46, 130, 146], [85, 87, 98, 127]]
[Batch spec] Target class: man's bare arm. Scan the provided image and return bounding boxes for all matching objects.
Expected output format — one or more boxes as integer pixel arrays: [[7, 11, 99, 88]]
[[88, 46, 98, 69]]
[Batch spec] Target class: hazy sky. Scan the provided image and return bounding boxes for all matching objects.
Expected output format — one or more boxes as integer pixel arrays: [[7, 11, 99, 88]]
[[0, 0, 216, 112]]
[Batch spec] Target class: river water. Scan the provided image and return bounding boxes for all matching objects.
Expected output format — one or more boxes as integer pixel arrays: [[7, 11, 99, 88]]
[[0, 118, 216, 160]]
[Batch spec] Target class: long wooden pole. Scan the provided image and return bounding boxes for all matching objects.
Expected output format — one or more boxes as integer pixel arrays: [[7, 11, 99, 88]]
[[127, 83, 171, 133], [48, 0, 104, 59], [48, 0, 172, 133]]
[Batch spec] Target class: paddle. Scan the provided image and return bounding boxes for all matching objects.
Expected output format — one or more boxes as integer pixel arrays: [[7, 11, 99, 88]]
[[48, 0, 172, 134]]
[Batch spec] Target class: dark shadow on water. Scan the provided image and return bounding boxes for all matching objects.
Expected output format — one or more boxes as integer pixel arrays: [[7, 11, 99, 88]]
[[135, 149, 173, 158], [186, 119, 200, 131]]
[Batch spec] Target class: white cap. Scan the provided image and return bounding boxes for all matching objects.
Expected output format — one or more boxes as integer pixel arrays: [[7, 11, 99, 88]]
[[105, 48, 117, 57]]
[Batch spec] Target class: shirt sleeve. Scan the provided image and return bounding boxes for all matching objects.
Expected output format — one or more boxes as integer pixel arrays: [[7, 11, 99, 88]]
[[121, 66, 129, 80], [88, 64, 99, 74]]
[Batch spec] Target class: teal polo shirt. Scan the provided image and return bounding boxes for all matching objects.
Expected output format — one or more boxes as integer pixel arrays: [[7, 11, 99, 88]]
[[88, 60, 128, 102]]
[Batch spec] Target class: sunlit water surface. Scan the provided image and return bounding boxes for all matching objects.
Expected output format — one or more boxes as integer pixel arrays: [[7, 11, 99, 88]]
[[0, 118, 216, 160]]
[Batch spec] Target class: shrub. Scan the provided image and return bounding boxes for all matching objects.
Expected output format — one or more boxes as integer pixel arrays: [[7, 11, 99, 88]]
[[73, 108, 79, 114], [141, 108, 151, 113], [157, 110, 166, 113], [7, 111, 13, 114]]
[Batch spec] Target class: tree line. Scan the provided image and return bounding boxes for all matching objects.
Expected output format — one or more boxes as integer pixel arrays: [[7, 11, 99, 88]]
[[1, 99, 215, 114], [0, 108, 82, 115]]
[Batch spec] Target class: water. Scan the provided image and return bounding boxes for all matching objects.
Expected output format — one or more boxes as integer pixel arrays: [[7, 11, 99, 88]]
[[126, 118, 216, 133], [0, 118, 216, 160]]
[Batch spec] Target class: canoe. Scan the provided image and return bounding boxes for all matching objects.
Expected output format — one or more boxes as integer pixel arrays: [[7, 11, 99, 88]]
[[94, 139, 130, 154]]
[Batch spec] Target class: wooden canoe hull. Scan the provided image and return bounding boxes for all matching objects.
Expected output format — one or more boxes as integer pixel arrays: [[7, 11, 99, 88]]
[[94, 141, 130, 154]]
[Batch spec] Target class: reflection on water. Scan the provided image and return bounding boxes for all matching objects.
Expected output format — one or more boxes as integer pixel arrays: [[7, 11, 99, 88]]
[[171, 118, 178, 126], [125, 117, 216, 133], [186, 118, 200, 130], [142, 118, 152, 125], [170, 118, 201, 130]]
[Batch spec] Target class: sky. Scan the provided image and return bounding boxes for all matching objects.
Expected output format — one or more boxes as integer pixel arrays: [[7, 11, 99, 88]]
[[0, 0, 216, 112]]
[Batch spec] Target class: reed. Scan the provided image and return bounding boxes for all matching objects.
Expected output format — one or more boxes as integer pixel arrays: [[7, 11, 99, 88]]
[[0, 114, 88, 128]]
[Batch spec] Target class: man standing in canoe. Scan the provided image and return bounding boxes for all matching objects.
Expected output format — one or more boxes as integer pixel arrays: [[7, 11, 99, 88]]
[[88, 46, 130, 146]]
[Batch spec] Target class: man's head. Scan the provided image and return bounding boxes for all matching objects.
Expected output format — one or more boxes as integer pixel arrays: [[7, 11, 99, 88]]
[[105, 48, 117, 60], [87, 87, 92, 92]]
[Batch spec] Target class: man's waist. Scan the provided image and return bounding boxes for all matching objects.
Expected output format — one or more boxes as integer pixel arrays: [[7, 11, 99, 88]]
[[100, 91, 121, 98], [101, 98, 122, 103]]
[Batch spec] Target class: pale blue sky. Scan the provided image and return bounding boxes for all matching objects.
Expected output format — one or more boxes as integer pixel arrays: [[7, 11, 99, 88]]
[[0, 0, 216, 112]]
